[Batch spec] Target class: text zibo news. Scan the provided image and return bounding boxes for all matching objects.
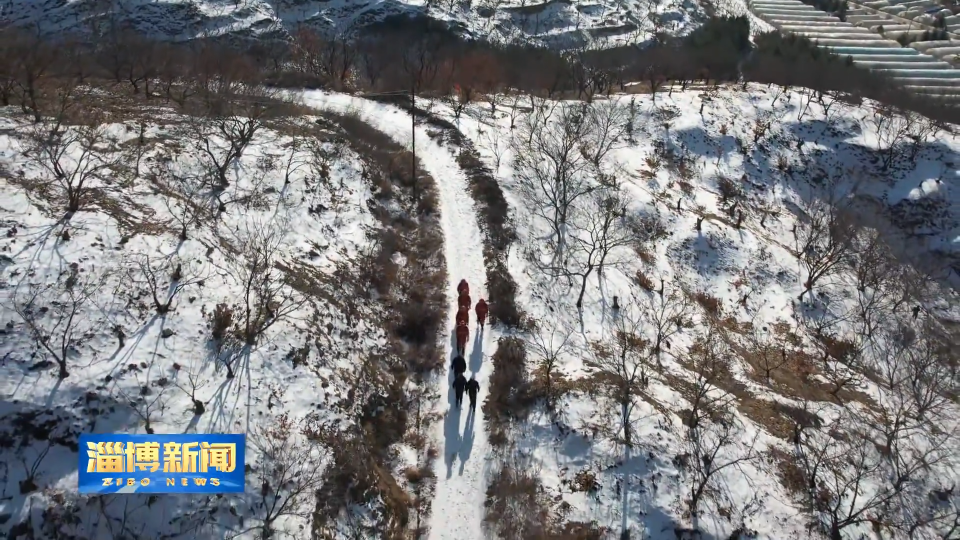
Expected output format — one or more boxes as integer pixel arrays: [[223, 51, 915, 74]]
[[78, 433, 246, 494]]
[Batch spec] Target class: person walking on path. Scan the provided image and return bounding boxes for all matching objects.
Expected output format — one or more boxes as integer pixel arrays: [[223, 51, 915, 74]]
[[455, 323, 469, 355], [457, 279, 469, 296], [456, 305, 469, 327], [475, 299, 488, 330], [465, 375, 480, 411], [451, 355, 466, 377], [452, 373, 467, 408], [458, 291, 471, 310]]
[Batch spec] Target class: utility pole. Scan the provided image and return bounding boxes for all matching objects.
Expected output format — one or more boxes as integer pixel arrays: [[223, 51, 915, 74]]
[[411, 79, 417, 203]]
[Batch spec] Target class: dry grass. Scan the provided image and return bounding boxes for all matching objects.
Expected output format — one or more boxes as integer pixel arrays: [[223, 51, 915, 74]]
[[633, 270, 656, 292], [768, 447, 807, 500], [403, 465, 435, 484], [305, 109, 448, 536], [724, 321, 875, 407], [667, 354, 813, 441], [484, 337, 536, 447], [483, 461, 607, 540], [692, 291, 723, 318]]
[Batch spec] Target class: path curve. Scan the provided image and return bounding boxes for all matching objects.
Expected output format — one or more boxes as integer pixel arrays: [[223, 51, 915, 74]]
[[298, 91, 493, 540]]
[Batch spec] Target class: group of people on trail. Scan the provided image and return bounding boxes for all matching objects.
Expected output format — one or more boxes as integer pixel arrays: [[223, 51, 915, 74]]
[[452, 279, 485, 410], [455, 279, 487, 356]]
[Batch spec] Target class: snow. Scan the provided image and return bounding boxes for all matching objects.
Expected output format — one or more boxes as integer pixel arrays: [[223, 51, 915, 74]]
[[0, 106, 381, 536], [0, 0, 763, 48], [294, 91, 495, 540], [418, 85, 960, 538], [906, 178, 941, 200], [2, 77, 960, 539]]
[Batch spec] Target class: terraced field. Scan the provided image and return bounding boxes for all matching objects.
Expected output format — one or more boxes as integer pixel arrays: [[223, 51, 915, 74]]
[[749, 0, 960, 103]]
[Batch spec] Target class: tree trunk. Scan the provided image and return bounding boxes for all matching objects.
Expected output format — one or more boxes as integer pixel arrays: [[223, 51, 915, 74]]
[[576, 267, 593, 309], [621, 400, 631, 447]]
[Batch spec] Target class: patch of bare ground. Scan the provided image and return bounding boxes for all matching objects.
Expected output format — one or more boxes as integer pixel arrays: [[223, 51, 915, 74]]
[[714, 318, 876, 408], [766, 446, 811, 514], [665, 351, 810, 442], [307, 109, 447, 539]]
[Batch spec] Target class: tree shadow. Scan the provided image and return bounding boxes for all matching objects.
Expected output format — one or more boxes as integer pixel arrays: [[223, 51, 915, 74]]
[[204, 344, 250, 434], [0, 396, 137, 535]]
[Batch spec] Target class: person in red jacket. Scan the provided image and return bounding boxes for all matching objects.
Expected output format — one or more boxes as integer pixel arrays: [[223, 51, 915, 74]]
[[457, 279, 469, 296], [458, 291, 471, 310], [456, 306, 469, 327], [475, 298, 488, 330], [455, 323, 469, 356]]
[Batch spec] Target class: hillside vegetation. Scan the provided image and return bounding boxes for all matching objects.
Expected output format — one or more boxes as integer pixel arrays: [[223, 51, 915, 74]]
[[0, 14, 958, 540]]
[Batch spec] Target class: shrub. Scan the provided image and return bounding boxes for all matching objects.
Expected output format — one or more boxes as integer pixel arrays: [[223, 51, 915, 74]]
[[210, 303, 234, 341], [716, 175, 742, 203], [487, 255, 526, 329], [693, 291, 722, 318], [630, 213, 669, 244], [484, 464, 553, 538], [370, 230, 402, 296], [484, 337, 534, 444], [634, 270, 656, 291]]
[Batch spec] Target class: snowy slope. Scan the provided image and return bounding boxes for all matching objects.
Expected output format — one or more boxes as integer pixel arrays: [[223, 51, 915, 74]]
[[1, 0, 729, 48], [294, 91, 497, 540], [421, 86, 960, 539], [0, 104, 389, 537]]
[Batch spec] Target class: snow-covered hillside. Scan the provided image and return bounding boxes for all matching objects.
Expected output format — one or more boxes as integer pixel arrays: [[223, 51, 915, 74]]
[[0, 0, 747, 48], [417, 85, 960, 539], [1, 71, 959, 539], [0, 88, 460, 538]]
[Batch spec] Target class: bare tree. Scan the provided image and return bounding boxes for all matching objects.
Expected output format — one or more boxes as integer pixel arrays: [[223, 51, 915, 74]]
[[866, 325, 958, 457], [478, 125, 507, 175], [9, 27, 58, 123], [846, 227, 905, 341], [13, 264, 110, 379], [586, 296, 654, 448], [791, 184, 856, 302], [227, 216, 306, 352], [525, 316, 574, 409], [795, 412, 934, 540], [683, 329, 734, 431], [868, 104, 920, 171], [24, 121, 121, 214], [150, 157, 211, 242], [744, 318, 791, 385], [682, 409, 760, 531], [512, 103, 595, 254], [639, 280, 695, 363], [131, 254, 207, 315], [279, 136, 311, 187], [581, 99, 630, 167], [189, 91, 273, 187], [120, 31, 160, 97], [805, 317, 864, 397], [173, 366, 209, 417], [226, 412, 327, 540], [401, 33, 442, 203], [115, 371, 170, 435], [568, 188, 633, 309]]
